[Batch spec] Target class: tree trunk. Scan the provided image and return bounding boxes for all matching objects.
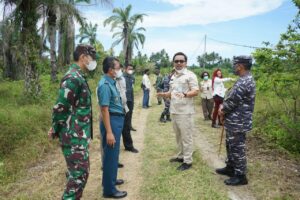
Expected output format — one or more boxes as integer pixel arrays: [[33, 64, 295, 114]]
[[127, 44, 132, 65], [66, 16, 75, 65], [48, 8, 58, 82], [20, 0, 41, 97], [123, 26, 129, 66], [58, 20, 66, 69]]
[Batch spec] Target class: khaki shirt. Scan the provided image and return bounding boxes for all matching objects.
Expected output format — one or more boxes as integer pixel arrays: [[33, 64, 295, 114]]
[[169, 69, 199, 114], [116, 76, 129, 113], [200, 79, 213, 99]]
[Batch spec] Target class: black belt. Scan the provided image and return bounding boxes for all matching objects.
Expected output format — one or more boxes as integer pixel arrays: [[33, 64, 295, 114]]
[[109, 112, 125, 116]]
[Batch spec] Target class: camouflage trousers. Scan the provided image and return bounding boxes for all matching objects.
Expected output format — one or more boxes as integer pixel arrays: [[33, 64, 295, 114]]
[[160, 98, 170, 118], [157, 89, 163, 104], [225, 131, 247, 175], [61, 144, 90, 200]]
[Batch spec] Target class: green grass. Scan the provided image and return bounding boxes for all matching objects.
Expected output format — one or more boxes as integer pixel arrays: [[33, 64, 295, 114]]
[[0, 73, 143, 187], [0, 76, 57, 185], [140, 104, 228, 200]]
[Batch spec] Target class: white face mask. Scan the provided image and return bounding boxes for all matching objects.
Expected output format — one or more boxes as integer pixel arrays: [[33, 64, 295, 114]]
[[87, 60, 97, 71], [116, 70, 123, 78], [127, 70, 133, 75], [175, 68, 185, 74]]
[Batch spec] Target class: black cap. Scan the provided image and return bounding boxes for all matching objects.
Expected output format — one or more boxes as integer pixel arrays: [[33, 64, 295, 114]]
[[233, 55, 252, 65], [77, 44, 97, 60]]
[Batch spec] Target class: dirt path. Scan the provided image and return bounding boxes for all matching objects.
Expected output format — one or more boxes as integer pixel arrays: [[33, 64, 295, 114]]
[[4, 91, 149, 200], [83, 92, 151, 200], [193, 105, 256, 200]]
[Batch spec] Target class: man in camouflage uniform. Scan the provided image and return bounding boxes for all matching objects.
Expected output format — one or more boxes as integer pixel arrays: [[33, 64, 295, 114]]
[[48, 44, 97, 199], [154, 69, 163, 105], [216, 55, 256, 186], [159, 70, 175, 123]]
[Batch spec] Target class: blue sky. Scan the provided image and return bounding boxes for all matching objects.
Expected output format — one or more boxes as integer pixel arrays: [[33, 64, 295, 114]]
[[2, 0, 296, 65], [75, 0, 298, 65]]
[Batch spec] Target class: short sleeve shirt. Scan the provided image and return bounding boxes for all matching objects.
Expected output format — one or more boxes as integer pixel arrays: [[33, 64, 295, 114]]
[[169, 69, 199, 114], [97, 75, 124, 114]]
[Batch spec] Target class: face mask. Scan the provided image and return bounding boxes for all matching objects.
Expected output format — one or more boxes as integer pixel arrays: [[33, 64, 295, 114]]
[[233, 64, 239, 75], [175, 68, 184, 74], [203, 76, 209, 80], [116, 70, 123, 78], [127, 70, 133, 75], [87, 60, 97, 71]]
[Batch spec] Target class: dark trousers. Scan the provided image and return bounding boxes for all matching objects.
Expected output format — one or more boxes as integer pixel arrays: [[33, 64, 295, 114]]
[[142, 88, 150, 108], [100, 115, 124, 195], [122, 101, 134, 150], [212, 95, 223, 124], [225, 131, 247, 175], [201, 98, 214, 120]]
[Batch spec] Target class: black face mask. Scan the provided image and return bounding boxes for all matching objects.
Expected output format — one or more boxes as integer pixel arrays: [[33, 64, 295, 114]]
[[233, 64, 239, 75]]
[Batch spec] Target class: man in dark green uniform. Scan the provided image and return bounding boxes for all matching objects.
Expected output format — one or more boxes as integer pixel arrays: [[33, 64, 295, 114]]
[[48, 44, 97, 199]]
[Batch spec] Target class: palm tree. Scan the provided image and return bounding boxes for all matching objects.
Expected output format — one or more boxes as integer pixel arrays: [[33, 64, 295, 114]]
[[104, 4, 146, 65], [57, 0, 112, 67], [0, 0, 42, 96], [76, 22, 98, 45], [126, 25, 146, 64], [46, 2, 85, 82], [0, 0, 86, 93]]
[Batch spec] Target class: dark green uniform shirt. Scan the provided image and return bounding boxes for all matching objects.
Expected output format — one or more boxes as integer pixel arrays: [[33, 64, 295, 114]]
[[52, 64, 93, 146]]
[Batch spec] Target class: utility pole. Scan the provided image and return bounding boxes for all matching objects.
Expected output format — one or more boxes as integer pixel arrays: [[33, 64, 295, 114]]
[[203, 34, 206, 69]]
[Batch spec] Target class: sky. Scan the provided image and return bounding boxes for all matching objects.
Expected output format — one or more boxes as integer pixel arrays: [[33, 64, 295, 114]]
[[74, 0, 298, 65]]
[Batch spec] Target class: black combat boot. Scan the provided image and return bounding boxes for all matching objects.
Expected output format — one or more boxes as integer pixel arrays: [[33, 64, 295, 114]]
[[215, 166, 234, 177], [224, 175, 248, 186], [166, 114, 171, 122], [160, 113, 166, 123], [212, 123, 220, 128]]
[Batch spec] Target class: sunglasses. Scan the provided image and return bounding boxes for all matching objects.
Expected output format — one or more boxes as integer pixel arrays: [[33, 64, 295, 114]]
[[174, 60, 186, 64]]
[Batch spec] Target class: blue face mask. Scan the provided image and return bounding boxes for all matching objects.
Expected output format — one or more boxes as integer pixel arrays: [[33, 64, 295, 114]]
[[203, 76, 209, 80]]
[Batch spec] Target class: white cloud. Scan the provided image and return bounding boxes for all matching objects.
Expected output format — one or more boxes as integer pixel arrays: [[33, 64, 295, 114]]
[[145, 0, 284, 27]]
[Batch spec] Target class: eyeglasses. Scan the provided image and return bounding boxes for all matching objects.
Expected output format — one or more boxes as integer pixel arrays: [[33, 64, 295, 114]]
[[174, 60, 185, 64]]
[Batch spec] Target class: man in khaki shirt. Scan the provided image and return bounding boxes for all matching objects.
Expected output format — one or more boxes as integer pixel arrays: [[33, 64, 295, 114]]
[[158, 52, 199, 171]]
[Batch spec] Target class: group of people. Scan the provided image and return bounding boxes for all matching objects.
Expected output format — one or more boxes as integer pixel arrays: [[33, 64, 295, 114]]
[[199, 68, 235, 128], [48, 44, 256, 200]]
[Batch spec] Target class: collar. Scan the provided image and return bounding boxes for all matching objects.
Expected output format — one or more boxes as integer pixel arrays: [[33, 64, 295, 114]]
[[104, 74, 116, 85], [175, 68, 188, 76], [70, 63, 86, 78]]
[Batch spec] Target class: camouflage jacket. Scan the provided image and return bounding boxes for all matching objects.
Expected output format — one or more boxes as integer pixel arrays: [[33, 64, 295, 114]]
[[52, 64, 93, 145], [155, 74, 163, 91], [162, 75, 171, 92], [223, 72, 256, 133]]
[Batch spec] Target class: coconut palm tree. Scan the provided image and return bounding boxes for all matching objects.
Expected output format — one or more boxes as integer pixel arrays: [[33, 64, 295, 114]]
[[126, 25, 146, 64], [104, 4, 146, 65], [76, 22, 98, 45]]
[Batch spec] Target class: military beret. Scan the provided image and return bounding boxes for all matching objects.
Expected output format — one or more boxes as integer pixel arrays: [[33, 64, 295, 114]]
[[233, 55, 252, 65]]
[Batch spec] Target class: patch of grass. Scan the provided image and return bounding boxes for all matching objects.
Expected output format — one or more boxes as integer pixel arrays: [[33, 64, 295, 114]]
[[140, 104, 228, 200], [0, 73, 143, 188], [0, 78, 57, 186]]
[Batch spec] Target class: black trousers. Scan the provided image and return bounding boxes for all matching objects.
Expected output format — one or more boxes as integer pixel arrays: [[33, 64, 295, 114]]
[[122, 101, 134, 149]]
